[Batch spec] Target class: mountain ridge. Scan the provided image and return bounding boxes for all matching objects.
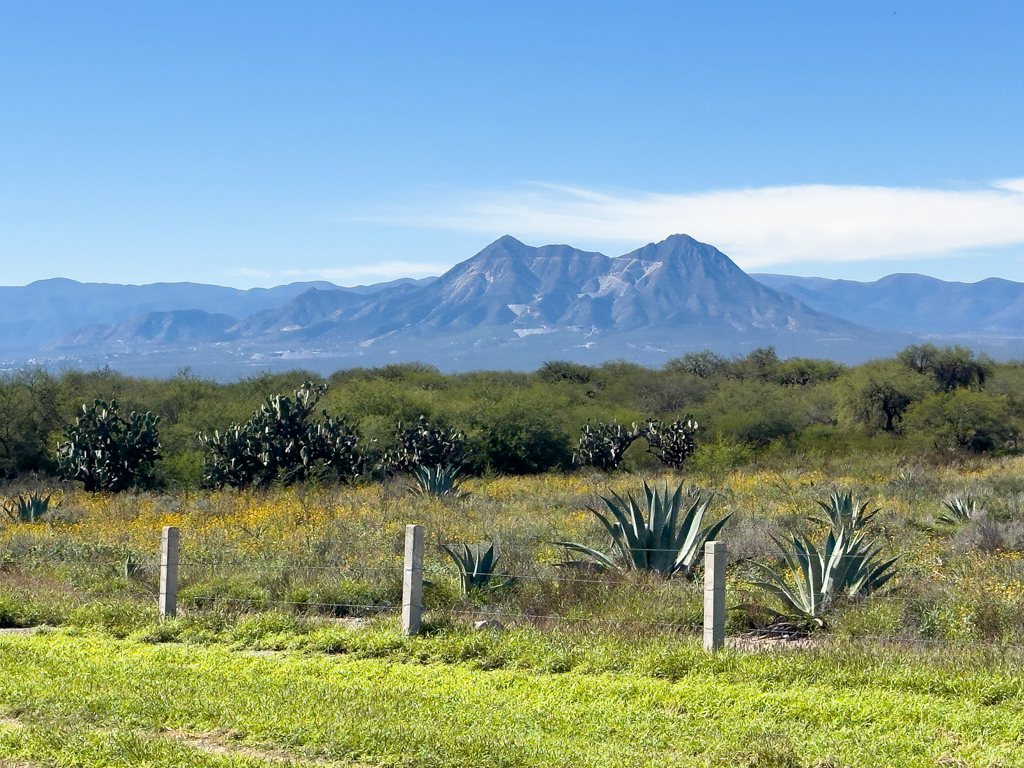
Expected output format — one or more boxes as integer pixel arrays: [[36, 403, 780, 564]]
[[10, 234, 1024, 376], [0, 276, 435, 352], [752, 272, 1024, 336]]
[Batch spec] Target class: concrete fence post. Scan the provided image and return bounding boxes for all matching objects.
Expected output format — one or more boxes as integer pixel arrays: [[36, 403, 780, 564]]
[[402, 524, 424, 635], [703, 540, 726, 651], [159, 525, 179, 619]]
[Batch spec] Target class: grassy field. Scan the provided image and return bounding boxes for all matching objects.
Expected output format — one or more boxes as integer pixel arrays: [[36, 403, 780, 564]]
[[2, 455, 1024, 765], [1, 626, 1023, 767]]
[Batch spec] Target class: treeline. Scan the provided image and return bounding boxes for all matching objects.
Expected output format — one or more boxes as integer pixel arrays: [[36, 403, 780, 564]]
[[1, 343, 1020, 487]]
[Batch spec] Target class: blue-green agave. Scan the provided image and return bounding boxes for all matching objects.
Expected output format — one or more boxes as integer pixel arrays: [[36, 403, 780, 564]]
[[557, 482, 731, 578], [410, 464, 465, 498], [750, 529, 897, 626], [441, 541, 513, 594], [3, 493, 52, 523]]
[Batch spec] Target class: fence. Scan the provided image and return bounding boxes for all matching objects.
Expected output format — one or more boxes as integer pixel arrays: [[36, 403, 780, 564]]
[[36, 523, 1017, 657], [152, 524, 730, 646]]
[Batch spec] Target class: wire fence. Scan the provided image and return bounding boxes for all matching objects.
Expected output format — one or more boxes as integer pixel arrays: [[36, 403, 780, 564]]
[[5, 524, 1024, 655]]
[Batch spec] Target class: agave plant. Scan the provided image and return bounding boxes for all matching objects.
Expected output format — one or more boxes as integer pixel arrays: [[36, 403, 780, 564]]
[[809, 491, 879, 536], [749, 529, 897, 626], [3, 493, 52, 523], [441, 541, 512, 594], [936, 493, 983, 525], [410, 464, 465, 498], [557, 482, 731, 578]]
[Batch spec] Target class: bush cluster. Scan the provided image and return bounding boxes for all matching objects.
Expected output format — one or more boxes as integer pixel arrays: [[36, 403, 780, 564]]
[[1, 343, 1022, 489]]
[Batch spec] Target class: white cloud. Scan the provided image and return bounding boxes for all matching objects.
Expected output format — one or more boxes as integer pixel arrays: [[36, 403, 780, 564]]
[[375, 179, 1024, 268]]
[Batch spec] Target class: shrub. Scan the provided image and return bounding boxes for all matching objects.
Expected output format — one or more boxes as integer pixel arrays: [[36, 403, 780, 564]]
[[384, 416, 466, 472], [477, 406, 571, 474], [641, 418, 699, 469], [57, 400, 161, 492], [904, 390, 1014, 452], [198, 382, 361, 488], [898, 343, 991, 391], [842, 360, 930, 433], [573, 420, 640, 471], [537, 360, 593, 384], [665, 350, 728, 379]]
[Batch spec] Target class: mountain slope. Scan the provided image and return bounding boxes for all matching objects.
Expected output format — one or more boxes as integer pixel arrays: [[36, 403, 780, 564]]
[[52, 310, 238, 349], [753, 273, 1024, 335], [237, 235, 857, 346], [0, 276, 438, 351]]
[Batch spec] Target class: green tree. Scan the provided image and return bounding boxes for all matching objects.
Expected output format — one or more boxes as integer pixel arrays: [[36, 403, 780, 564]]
[[904, 390, 1014, 452], [843, 361, 929, 433], [665, 350, 728, 379], [897, 344, 990, 391], [0, 368, 63, 477]]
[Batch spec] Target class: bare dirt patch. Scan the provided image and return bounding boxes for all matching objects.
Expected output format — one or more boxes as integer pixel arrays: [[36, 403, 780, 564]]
[[162, 727, 362, 766]]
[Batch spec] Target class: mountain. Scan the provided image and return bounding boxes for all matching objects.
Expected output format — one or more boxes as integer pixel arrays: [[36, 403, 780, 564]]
[[16, 236, 1024, 378], [55, 310, 238, 349], [0, 276, 435, 352], [36, 235, 1024, 376], [191, 235, 889, 372], [226, 234, 860, 344], [13, 235, 915, 376], [753, 273, 1024, 336]]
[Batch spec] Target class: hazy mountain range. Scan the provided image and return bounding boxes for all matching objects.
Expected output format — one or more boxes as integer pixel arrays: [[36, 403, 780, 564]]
[[2, 234, 1022, 377], [752, 273, 1024, 336]]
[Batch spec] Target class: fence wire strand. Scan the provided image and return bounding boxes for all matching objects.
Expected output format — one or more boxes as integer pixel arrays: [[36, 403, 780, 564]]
[[7, 526, 1024, 655]]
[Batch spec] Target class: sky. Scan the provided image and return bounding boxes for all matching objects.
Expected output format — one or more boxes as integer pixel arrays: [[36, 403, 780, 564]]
[[1, 1, 1023, 288]]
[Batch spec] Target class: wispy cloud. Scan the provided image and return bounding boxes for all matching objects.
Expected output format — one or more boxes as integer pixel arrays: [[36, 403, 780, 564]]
[[284, 261, 451, 281], [374, 179, 1024, 268]]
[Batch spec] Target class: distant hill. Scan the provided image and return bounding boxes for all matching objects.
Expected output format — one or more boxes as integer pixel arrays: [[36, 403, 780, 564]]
[[33, 234, 897, 375], [56, 310, 238, 348], [752, 273, 1024, 336], [0, 276, 435, 352]]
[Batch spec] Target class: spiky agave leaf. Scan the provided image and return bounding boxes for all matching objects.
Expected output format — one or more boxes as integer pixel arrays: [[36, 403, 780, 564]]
[[935, 493, 982, 525], [809, 491, 879, 536], [749, 526, 898, 626], [834, 535, 899, 597], [3, 493, 52, 523], [410, 464, 465, 498], [557, 481, 730, 578], [441, 541, 511, 594], [552, 542, 618, 571], [749, 533, 830, 625]]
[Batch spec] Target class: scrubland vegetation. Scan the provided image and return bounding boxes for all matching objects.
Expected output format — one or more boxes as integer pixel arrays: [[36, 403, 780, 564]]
[[0, 343, 1016, 485], [2, 344, 1024, 766]]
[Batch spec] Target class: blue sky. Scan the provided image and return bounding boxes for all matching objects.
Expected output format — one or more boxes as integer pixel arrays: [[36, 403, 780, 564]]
[[2, 1, 1023, 287]]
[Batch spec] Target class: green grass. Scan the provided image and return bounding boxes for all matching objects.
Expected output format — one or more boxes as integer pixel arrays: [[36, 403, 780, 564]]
[[3, 459, 1024, 765], [1, 627, 1023, 767]]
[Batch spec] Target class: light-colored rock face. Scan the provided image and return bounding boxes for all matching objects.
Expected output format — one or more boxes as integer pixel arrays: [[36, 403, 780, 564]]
[[347, 233, 816, 336]]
